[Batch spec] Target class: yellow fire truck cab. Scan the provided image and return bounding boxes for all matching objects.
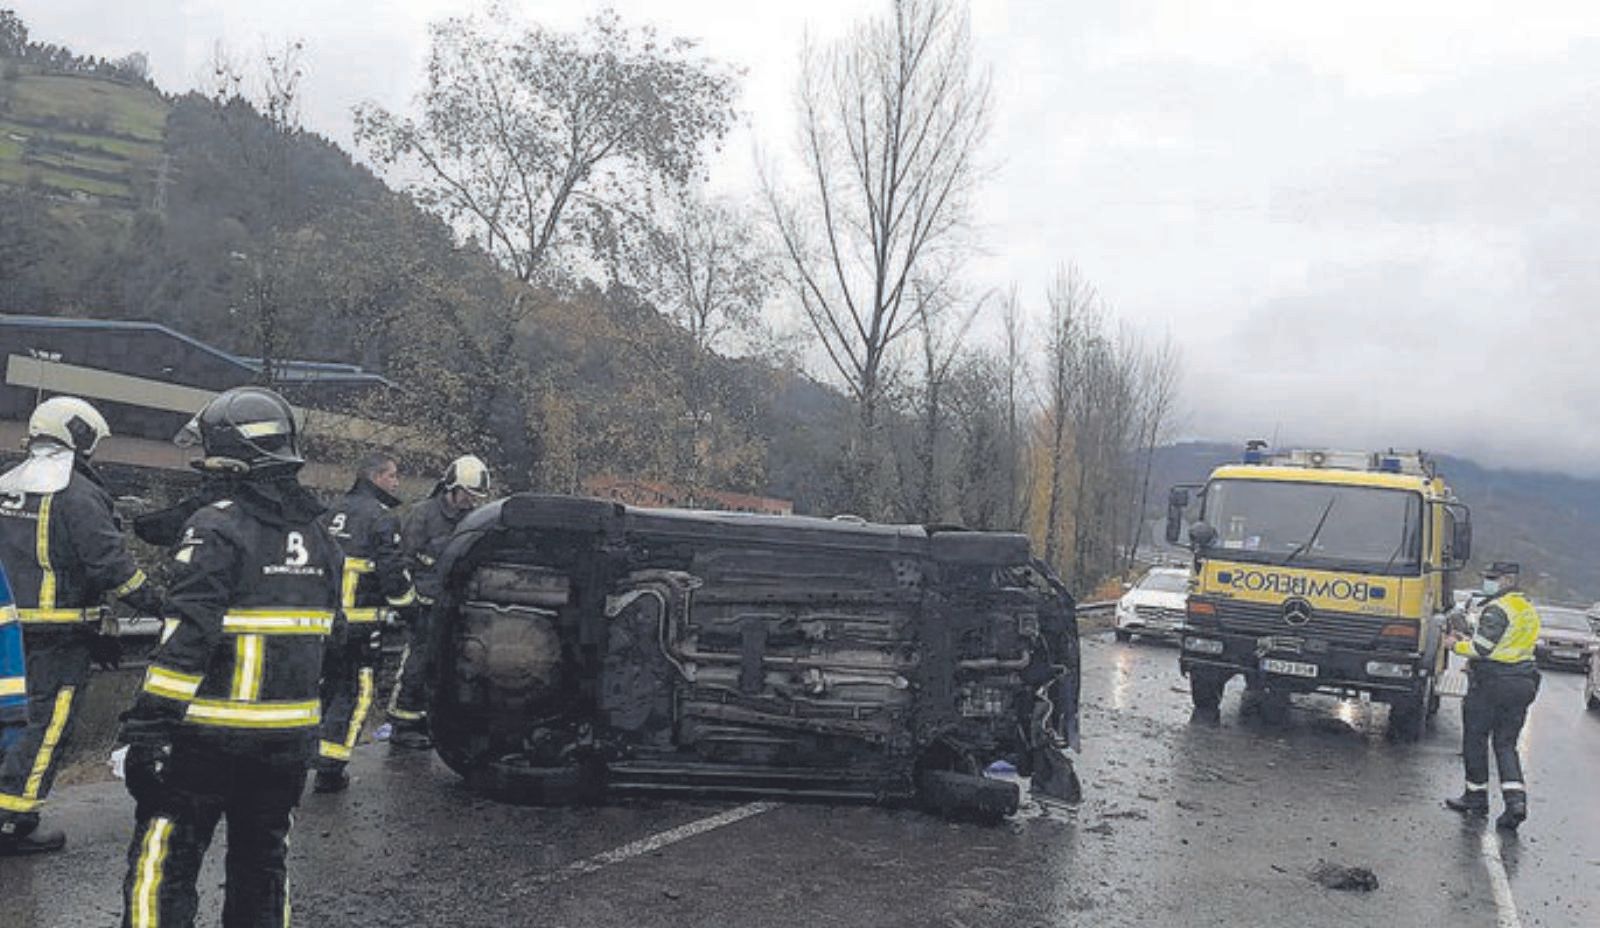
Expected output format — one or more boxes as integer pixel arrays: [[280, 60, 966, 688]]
[[1165, 444, 1472, 739]]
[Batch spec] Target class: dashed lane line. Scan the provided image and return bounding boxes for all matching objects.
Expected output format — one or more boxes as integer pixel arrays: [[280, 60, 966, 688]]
[[1479, 828, 1523, 928], [530, 801, 778, 887]]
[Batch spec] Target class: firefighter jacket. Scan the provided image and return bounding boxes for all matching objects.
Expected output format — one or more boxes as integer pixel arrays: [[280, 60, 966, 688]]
[[0, 452, 158, 624], [121, 478, 344, 763], [400, 494, 468, 605], [322, 477, 415, 623], [1453, 590, 1540, 673]]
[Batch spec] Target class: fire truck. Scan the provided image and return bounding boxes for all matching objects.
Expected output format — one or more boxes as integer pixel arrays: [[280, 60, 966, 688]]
[[1166, 444, 1473, 739]]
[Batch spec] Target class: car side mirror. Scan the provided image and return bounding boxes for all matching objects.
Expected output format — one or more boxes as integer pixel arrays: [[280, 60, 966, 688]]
[[1165, 487, 1190, 544], [1188, 521, 1217, 549], [1121, 581, 1133, 592]]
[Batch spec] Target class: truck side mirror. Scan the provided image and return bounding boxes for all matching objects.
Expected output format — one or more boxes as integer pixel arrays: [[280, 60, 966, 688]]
[[1189, 521, 1217, 549], [1451, 518, 1472, 566], [1165, 487, 1190, 544]]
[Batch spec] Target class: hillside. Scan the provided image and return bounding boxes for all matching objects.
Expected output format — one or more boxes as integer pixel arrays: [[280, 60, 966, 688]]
[[0, 62, 166, 205], [1149, 441, 1600, 602]]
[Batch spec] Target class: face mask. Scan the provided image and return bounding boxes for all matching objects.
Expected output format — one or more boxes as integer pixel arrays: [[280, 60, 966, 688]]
[[1482, 578, 1501, 596]]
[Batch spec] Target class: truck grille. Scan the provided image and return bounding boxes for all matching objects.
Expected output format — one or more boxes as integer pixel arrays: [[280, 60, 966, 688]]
[[1206, 599, 1389, 646]]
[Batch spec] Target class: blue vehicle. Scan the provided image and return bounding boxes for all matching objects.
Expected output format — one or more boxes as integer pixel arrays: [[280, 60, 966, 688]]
[[1, 564, 26, 742]]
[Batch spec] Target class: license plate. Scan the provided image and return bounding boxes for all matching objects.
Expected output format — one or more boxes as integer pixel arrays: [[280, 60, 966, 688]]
[[1554, 648, 1581, 660], [1261, 658, 1318, 678]]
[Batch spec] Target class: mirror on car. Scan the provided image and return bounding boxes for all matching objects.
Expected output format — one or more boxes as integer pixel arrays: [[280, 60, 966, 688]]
[[1188, 521, 1217, 549]]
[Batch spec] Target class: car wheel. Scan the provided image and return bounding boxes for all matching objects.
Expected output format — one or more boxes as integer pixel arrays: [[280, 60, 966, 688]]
[[1114, 629, 1133, 643]]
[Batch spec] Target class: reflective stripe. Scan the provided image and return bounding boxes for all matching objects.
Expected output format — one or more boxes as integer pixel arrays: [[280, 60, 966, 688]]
[[345, 557, 375, 574], [1470, 634, 1497, 654], [387, 644, 419, 720], [130, 816, 174, 928], [318, 740, 352, 762], [1466, 781, 1489, 791], [0, 603, 17, 626], [0, 677, 24, 698], [35, 493, 54, 609], [221, 611, 335, 635], [323, 666, 377, 759], [1501, 781, 1525, 791], [160, 619, 180, 645], [114, 569, 149, 598], [231, 635, 264, 702], [387, 588, 416, 608], [237, 420, 290, 438], [143, 665, 203, 701], [0, 792, 41, 812], [345, 608, 382, 624], [16, 607, 91, 624], [184, 698, 320, 729], [24, 685, 74, 800]]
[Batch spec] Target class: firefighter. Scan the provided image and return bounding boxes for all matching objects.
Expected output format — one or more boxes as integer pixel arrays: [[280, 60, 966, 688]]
[[386, 454, 490, 749], [116, 386, 343, 925], [0, 396, 161, 857], [1443, 561, 1541, 831], [313, 451, 414, 792]]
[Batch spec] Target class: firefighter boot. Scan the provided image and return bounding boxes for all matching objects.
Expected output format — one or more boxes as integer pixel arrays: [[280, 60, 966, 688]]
[[1445, 789, 1489, 814], [0, 821, 66, 856], [1496, 790, 1527, 831], [313, 765, 351, 794]]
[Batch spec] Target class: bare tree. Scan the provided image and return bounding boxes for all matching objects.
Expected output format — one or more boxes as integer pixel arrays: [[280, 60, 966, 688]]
[[611, 193, 776, 488], [1040, 265, 1095, 570], [999, 286, 1031, 531], [1124, 332, 1183, 569], [764, 0, 991, 516], [910, 280, 985, 521], [354, 7, 739, 286]]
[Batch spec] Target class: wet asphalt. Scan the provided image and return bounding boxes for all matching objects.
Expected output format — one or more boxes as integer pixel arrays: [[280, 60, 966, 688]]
[[5, 635, 1598, 928]]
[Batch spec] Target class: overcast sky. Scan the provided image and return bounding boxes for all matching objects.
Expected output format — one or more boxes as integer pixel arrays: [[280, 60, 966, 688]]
[[15, 1, 1600, 475]]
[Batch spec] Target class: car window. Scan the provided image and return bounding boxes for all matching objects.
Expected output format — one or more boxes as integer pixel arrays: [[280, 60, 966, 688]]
[[1540, 607, 1592, 633], [1138, 571, 1189, 594]]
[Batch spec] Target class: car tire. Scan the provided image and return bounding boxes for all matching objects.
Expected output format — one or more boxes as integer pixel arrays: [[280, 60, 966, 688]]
[[1114, 629, 1133, 643]]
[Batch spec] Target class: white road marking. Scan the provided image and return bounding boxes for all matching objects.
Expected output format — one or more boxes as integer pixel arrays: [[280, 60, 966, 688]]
[[1478, 828, 1522, 928], [533, 801, 778, 886]]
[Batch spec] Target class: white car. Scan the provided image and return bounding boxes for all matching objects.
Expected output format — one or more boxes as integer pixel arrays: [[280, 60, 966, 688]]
[[1114, 567, 1190, 642]]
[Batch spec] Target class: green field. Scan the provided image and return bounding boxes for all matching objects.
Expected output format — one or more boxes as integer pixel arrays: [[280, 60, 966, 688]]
[[0, 61, 168, 203]]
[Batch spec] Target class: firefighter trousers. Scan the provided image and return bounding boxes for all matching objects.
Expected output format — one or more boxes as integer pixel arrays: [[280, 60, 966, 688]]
[[0, 627, 91, 833], [122, 748, 306, 928], [387, 605, 433, 726], [1462, 665, 1540, 793], [316, 624, 382, 770]]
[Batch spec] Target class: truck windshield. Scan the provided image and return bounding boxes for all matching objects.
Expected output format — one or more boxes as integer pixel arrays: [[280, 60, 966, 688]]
[[1202, 480, 1423, 575]]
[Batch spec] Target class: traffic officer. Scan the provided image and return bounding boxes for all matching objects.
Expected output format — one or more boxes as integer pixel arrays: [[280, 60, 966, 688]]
[[0, 396, 160, 856], [1443, 561, 1541, 831], [117, 386, 343, 925], [313, 451, 414, 791], [386, 454, 490, 748]]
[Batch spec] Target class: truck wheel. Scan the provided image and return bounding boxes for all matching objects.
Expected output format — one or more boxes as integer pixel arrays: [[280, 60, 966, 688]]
[[1258, 688, 1291, 726], [1190, 668, 1227, 714], [1114, 629, 1133, 643], [1587, 691, 1600, 713], [1389, 680, 1431, 742]]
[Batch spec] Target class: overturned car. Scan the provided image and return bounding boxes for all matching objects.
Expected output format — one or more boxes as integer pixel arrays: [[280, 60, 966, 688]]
[[425, 495, 1082, 819]]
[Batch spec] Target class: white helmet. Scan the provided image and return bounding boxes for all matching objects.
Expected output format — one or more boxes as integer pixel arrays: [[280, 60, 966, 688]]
[[439, 454, 491, 497], [28, 396, 111, 457]]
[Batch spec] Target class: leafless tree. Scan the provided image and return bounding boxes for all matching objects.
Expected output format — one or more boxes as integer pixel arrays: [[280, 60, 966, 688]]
[[908, 280, 985, 521], [1040, 265, 1095, 569], [1124, 332, 1184, 569], [355, 7, 739, 285], [764, 0, 991, 516]]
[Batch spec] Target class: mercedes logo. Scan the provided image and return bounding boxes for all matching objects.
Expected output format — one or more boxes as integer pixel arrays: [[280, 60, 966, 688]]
[[1282, 598, 1313, 627]]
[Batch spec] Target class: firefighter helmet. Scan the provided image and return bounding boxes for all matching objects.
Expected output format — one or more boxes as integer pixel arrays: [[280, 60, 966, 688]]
[[437, 454, 491, 498], [177, 387, 304, 474], [28, 396, 111, 457]]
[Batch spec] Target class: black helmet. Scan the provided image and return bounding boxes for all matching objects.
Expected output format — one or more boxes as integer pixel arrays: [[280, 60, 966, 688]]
[[177, 387, 304, 475]]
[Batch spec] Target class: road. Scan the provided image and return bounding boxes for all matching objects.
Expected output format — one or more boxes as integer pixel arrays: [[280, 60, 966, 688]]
[[5, 635, 1598, 928]]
